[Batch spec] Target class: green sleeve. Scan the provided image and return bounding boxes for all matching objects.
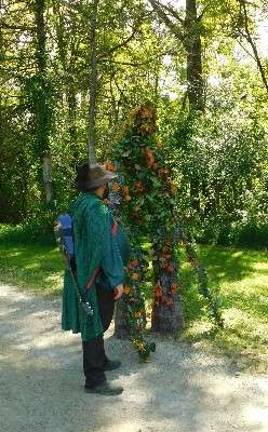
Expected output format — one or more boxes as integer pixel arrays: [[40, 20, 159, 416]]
[[86, 202, 124, 290], [101, 225, 125, 289], [116, 225, 131, 266]]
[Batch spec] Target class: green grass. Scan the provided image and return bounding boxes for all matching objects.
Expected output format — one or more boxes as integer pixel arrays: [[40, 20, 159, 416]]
[[179, 245, 268, 372], [0, 243, 64, 297], [0, 231, 267, 371]]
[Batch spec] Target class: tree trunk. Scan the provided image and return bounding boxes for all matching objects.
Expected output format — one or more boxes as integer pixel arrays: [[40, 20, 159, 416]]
[[53, 3, 78, 164], [149, 0, 204, 111], [238, 0, 268, 94], [88, 0, 99, 165], [34, 0, 53, 205], [184, 0, 204, 211], [151, 238, 184, 334], [185, 0, 204, 111], [114, 299, 132, 339], [67, 82, 78, 163], [0, 21, 3, 153], [42, 152, 53, 204]]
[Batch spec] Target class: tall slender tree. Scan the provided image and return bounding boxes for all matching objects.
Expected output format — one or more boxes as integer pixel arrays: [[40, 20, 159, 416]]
[[88, 0, 99, 165], [52, 1, 80, 164], [33, 0, 53, 205], [148, 0, 204, 111], [236, 0, 268, 94]]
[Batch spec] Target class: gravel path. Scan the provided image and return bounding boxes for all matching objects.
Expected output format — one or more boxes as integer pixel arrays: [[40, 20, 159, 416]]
[[0, 282, 267, 432]]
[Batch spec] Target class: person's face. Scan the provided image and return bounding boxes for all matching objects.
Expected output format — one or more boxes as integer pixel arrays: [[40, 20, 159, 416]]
[[97, 183, 109, 199]]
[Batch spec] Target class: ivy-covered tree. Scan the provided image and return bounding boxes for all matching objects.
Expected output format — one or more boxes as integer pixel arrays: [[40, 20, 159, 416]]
[[109, 103, 184, 335], [107, 102, 222, 343]]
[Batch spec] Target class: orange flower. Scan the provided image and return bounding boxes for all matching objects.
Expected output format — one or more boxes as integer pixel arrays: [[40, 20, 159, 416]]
[[166, 263, 174, 273], [140, 124, 156, 136], [143, 147, 155, 168], [139, 107, 154, 119], [158, 167, 170, 177], [131, 272, 141, 281], [128, 259, 139, 269], [122, 185, 129, 195], [155, 282, 162, 298], [111, 182, 121, 192], [104, 161, 116, 172], [171, 282, 177, 294], [124, 285, 132, 295], [121, 185, 132, 201]]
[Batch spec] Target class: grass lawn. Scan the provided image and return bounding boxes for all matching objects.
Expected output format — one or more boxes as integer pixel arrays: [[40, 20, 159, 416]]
[[0, 243, 64, 297], [179, 245, 268, 372], [0, 233, 267, 372]]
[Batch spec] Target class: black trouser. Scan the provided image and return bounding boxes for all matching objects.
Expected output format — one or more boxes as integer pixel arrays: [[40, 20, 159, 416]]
[[82, 284, 115, 388]]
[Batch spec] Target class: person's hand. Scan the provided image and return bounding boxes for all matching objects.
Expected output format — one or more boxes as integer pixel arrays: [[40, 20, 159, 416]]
[[114, 284, 124, 300]]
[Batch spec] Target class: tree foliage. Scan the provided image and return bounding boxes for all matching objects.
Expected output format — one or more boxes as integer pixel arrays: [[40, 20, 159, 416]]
[[0, 0, 267, 249]]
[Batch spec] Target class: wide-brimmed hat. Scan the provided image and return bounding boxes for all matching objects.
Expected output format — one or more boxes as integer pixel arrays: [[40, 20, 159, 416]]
[[75, 163, 117, 191]]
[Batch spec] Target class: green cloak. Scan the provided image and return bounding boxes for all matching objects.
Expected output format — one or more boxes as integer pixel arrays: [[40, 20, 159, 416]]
[[62, 192, 129, 341]]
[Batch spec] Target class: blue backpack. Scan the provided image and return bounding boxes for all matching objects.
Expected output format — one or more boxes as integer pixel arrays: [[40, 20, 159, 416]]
[[55, 213, 75, 267]]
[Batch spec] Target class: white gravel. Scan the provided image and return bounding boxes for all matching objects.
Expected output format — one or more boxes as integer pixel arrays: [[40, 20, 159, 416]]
[[0, 282, 267, 432]]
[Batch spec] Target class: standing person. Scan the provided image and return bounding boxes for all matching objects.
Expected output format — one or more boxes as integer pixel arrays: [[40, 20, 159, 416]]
[[62, 163, 129, 396]]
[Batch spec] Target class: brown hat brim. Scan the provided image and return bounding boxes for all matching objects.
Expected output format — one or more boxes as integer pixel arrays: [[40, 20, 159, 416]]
[[87, 169, 117, 190]]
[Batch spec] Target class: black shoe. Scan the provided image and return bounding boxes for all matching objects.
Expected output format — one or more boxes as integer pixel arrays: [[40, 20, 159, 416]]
[[84, 381, 123, 396], [104, 358, 121, 371]]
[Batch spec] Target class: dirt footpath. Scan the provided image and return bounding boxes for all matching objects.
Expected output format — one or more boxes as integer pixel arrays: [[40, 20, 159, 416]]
[[0, 282, 267, 432]]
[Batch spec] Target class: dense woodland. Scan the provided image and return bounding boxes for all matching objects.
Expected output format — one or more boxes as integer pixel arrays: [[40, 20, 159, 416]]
[[1, 0, 268, 248]]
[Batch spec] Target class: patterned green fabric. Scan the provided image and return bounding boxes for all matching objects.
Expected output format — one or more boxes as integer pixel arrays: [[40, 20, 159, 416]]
[[62, 192, 127, 341]]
